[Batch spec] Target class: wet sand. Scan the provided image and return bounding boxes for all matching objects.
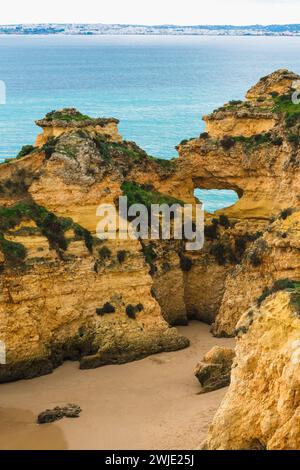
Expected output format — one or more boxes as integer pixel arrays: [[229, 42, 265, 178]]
[[0, 322, 234, 450]]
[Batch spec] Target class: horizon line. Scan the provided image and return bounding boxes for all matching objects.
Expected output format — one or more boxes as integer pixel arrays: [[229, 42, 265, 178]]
[[1, 22, 300, 27]]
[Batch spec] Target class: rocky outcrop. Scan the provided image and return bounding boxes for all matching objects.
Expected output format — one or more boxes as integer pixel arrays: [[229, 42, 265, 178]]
[[246, 69, 299, 101], [35, 108, 122, 147], [202, 287, 300, 450], [1, 69, 300, 387], [0, 110, 189, 382], [169, 69, 300, 334], [181, 69, 300, 449], [194, 346, 235, 393], [212, 210, 300, 336], [203, 109, 277, 139]]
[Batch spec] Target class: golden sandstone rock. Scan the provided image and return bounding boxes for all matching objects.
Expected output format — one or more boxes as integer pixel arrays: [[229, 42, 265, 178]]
[[1, 69, 300, 453], [202, 288, 300, 450], [172, 69, 300, 336], [194, 346, 235, 393], [0, 110, 189, 382]]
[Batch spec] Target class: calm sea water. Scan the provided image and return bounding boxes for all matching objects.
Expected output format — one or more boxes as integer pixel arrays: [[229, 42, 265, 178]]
[[0, 35, 299, 211]]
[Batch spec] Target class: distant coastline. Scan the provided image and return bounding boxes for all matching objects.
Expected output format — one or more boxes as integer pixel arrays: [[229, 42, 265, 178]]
[[0, 23, 300, 36]]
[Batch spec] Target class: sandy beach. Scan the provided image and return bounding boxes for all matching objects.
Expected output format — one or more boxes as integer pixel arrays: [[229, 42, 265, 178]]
[[0, 322, 234, 450]]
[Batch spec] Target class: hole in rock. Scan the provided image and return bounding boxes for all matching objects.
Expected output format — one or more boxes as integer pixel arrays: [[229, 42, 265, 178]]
[[194, 189, 239, 213]]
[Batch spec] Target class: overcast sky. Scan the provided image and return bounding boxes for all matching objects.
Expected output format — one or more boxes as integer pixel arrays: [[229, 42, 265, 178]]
[[1, 0, 299, 25]]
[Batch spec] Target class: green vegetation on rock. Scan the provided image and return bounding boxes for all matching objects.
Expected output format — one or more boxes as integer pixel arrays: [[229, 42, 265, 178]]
[[121, 182, 184, 212], [0, 234, 27, 265], [272, 93, 300, 127], [0, 202, 93, 265], [257, 279, 300, 306], [233, 133, 275, 147], [45, 110, 91, 122], [42, 137, 58, 159], [17, 145, 35, 159]]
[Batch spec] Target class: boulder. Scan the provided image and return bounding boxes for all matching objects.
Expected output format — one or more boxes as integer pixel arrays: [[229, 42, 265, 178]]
[[194, 346, 235, 393]]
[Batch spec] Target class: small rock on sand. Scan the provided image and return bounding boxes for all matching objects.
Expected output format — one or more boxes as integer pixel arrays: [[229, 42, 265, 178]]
[[37, 403, 81, 424]]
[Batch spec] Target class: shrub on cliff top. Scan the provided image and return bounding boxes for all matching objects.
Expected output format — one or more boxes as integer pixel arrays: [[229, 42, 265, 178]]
[[273, 93, 300, 114], [148, 155, 176, 170], [180, 138, 194, 146], [200, 132, 209, 139], [45, 109, 91, 122], [17, 145, 35, 159], [110, 142, 146, 161], [228, 100, 243, 106], [272, 93, 300, 126]]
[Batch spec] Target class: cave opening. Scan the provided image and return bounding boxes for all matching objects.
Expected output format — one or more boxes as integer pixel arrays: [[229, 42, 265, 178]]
[[194, 188, 239, 213]]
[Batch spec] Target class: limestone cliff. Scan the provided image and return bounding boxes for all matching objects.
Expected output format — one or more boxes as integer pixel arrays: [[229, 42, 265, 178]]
[[202, 286, 300, 450], [168, 69, 300, 335], [0, 108, 189, 382], [180, 69, 300, 449], [2, 69, 300, 389], [213, 210, 300, 336]]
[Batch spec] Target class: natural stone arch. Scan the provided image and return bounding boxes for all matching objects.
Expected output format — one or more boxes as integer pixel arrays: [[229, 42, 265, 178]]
[[194, 188, 240, 214]]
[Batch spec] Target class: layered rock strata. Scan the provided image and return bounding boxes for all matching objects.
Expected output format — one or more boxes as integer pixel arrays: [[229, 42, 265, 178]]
[[202, 286, 300, 450], [0, 110, 189, 382]]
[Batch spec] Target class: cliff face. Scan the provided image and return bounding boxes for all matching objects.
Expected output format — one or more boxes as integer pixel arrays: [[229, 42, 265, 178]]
[[178, 69, 300, 449], [168, 69, 300, 335], [178, 70, 300, 220], [1, 69, 300, 390], [0, 109, 189, 382], [202, 287, 300, 450], [213, 210, 300, 336]]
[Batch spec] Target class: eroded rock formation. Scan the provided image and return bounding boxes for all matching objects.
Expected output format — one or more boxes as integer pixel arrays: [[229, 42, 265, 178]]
[[1, 66, 300, 423], [0, 109, 189, 382], [170, 68, 300, 335], [202, 286, 300, 450]]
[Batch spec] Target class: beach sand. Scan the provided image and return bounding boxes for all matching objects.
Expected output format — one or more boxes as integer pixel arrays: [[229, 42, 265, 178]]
[[0, 322, 234, 450]]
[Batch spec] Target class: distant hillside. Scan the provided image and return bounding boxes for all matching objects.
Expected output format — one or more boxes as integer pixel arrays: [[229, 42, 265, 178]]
[[0, 23, 300, 36]]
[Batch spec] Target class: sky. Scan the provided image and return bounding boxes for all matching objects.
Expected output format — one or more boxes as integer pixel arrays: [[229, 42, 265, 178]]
[[0, 0, 299, 25]]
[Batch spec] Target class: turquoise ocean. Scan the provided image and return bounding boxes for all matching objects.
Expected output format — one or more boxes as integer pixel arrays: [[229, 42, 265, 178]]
[[0, 35, 299, 211]]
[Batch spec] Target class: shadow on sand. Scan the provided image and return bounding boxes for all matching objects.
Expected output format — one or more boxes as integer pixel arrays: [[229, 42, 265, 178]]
[[0, 407, 68, 450]]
